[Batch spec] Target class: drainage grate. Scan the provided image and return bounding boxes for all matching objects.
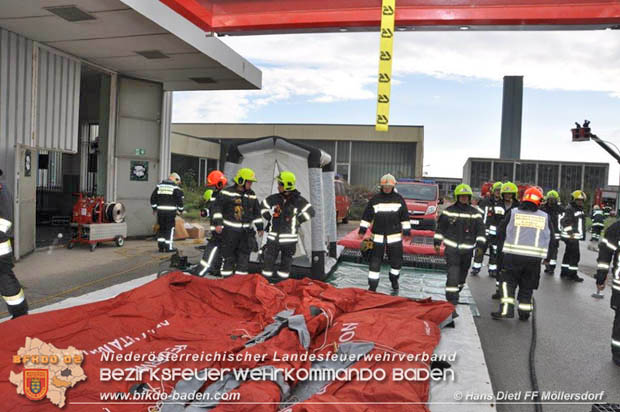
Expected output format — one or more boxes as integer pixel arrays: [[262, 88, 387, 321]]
[[592, 405, 620, 412]]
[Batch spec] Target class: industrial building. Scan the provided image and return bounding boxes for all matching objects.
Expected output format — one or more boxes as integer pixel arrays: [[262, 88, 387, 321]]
[[462, 157, 609, 194], [171, 123, 424, 188], [0, 1, 261, 258]]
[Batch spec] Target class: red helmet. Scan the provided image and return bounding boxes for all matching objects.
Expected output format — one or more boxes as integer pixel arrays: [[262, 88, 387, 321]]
[[207, 170, 227, 189], [522, 187, 543, 206]]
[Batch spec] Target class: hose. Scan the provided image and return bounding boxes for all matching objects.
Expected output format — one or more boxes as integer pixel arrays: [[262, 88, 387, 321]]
[[529, 297, 543, 412]]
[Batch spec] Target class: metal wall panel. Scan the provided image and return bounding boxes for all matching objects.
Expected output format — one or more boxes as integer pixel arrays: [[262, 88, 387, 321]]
[[37, 47, 80, 153], [350, 141, 416, 187], [0, 28, 33, 195]]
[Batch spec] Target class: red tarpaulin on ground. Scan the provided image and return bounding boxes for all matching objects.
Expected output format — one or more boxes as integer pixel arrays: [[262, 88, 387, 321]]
[[1, 273, 453, 411]]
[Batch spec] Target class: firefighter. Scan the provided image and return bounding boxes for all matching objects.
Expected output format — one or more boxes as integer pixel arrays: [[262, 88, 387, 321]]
[[595, 220, 620, 367], [560, 190, 587, 282], [212, 168, 264, 277], [472, 181, 503, 277], [191, 170, 227, 277], [591, 204, 605, 243], [491, 182, 520, 300], [0, 182, 28, 319], [491, 187, 553, 320], [541, 190, 564, 274], [358, 174, 410, 293], [150, 172, 184, 253], [434, 184, 486, 318], [260, 171, 314, 280]]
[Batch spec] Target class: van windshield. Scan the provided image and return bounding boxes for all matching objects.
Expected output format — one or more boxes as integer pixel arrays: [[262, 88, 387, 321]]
[[395, 184, 438, 201]]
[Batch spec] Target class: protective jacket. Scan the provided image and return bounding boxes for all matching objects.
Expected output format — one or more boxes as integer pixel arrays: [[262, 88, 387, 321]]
[[497, 204, 553, 259], [479, 196, 506, 236], [592, 209, 606, 231], [541, 202, 564, 242], [597, 221, 620, 307], [261, 190, 315, 244], [561, 202, 586, 240], [359, 191, 410, 242], [150, 179, 184, 214], [212, 185, 263, 232], [434, 202, 486, 253]]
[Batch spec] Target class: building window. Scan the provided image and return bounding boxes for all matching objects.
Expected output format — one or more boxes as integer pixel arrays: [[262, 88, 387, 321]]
[[493, 162, 514, 182], [538, 164, 559, 192], [561, 165, 582, 192], [584, 166, 607, 192], [515, 163, 536, 184], [470, 161, 491, 190]]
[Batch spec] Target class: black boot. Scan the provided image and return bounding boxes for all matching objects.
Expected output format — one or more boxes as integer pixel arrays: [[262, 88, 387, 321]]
[[491, 288, 500, 300], [569, 273, 584, 282], [368, 278, 379, 292], [470, 268, 480, 276], [544, 265, 554, 275], [8, 300, 29, 319], [518, 312, 530, 321], [389, 274, 399, 295], [488, 270, 497, 278], [491, 305, 514, 320]]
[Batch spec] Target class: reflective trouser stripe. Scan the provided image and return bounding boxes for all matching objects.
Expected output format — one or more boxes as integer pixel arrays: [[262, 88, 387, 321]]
[[549, 260, 556, 265], [262, 270, 273, 277], [221, 270, 233, 277], [3, 289, 25, 306], [0, 218, 11, 233], [368, 271, 380, 280], [168, 228, 175, 249], [612, 339, 620, 348], [157, 205, 177, 211], [157, 238, 166, 242], [277, 271, 290, 279], [235, 271, 248, 275], [389, 268, 400, 276], [199, 246, 219, 276], [518, 303, 533, 312], [472, 262, 482, 269], [501, 282, 514, 315], [488, 264, 497, 270], [445, 287, 460, 292]]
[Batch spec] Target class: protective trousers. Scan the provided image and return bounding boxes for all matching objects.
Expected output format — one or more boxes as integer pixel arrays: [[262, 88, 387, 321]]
[[561, 239, 580, 278], [368, 236, 403, 291], [157, 212, 176, 251], [196, 234, 222, 277], [545, 239, 559, 272], [261, 239, 296, 280], [613, 309, 620, 364], [499, 254, 541, 318], [472, 235, 498, 273], [592, 226, 603, 241], [0, 234, 28, 319], [445, 249, 472, 306], [220, 229, 250, 277]]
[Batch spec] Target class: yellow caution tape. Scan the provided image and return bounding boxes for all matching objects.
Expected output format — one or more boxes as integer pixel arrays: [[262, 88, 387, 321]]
[[375, 0, 395, 132]]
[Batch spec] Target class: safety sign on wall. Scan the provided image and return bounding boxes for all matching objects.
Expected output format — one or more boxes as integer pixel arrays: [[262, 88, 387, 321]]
[[375, 0, 395, 132], [130, 160, 148, 181]]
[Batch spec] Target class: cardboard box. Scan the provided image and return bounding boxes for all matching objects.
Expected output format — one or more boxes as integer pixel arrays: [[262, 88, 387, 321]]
[[174, 216, 189, 240], [186, 225, 205, 239]]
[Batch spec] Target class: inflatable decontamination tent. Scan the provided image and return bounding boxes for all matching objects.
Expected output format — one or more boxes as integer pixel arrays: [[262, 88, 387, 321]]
[[223, 137, 339, 280]]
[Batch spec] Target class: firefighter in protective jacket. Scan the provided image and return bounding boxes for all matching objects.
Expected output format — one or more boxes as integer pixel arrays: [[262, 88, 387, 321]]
[[541, 190, 564, 274], [212, 168, 264, 277], [358, 174, 410, 293], [560, 190, 587, 282], [150, 172, 184, 252], [0, 184, 28, 319], [492, 187, 553, 321], [191, 170, 227, 277], [591, 205, 605, 243], [595, 220, 620, 367], [491, 182, 520, 300], [434, 184, 486, 318], [260, 171, 314, 280], [472, 181, 503, 277]]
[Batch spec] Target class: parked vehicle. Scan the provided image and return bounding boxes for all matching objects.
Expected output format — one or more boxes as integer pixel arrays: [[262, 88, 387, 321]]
[[395, 179, 440, 231], [335, 178, 351, 224]]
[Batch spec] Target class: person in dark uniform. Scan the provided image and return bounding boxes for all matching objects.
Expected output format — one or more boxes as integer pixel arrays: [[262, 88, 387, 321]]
[[358, 174, 410, 294], [212, 168, 264, 277], [491, 187, 553, 321], [0, 173, 28, 319], [260, 171, 314, 280], [472, 181, 503, 277], [150, 172, 184, 252], [434, 184, 486, 319], [591, 204, 605, 243], [191, 170, 227, 277], [595, 220, 620, 367], [491, 182, 520, 300], [560, 190, 587, 282], [541, 190, 564, 275]]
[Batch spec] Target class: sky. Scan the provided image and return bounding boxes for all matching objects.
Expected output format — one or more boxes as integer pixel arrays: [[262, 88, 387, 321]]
[[172, 30, 620, 185]]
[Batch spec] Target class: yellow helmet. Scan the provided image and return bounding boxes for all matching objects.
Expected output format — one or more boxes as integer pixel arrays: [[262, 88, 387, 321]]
[[234, 168, 257, 185], [571, 190, 587, 201]]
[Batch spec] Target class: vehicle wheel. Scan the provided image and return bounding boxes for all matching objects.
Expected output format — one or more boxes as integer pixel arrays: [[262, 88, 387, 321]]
[[342, 216, 349, 224], [90, 243, 97, 252], [115, 236, 125, 247], [67, 242, 74, 249]]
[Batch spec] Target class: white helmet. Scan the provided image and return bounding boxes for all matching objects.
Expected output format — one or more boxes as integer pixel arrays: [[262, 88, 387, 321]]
[[169, 172, 181, 185], [380, 173, 396, 187]]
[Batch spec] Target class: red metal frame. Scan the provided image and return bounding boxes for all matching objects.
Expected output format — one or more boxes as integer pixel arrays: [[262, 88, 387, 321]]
[[161, 0, 620, 33]]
